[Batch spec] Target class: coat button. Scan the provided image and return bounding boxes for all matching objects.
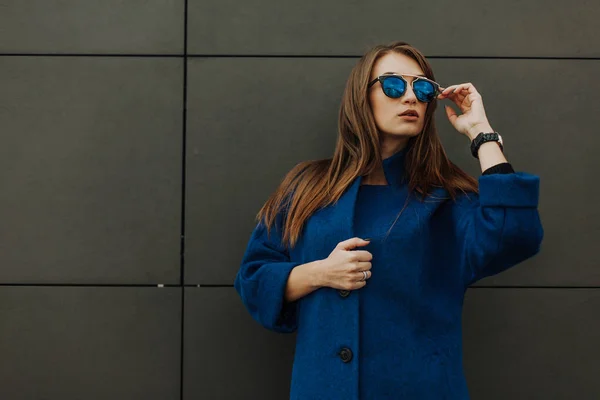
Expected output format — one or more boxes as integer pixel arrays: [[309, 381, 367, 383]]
[[338, 290, 350, 298], [339, 347, 353, 363]]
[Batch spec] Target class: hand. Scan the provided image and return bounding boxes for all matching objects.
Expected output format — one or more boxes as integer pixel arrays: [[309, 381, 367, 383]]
[[437, 82, 493, 140], [317, 237, 373, 291]]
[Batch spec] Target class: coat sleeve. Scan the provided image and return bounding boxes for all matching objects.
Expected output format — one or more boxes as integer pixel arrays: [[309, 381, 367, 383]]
[[452, 171, 544, 286], [233, 210, 302, 333]]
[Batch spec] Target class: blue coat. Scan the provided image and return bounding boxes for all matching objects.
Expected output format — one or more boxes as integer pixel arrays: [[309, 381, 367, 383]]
[[234, 150, 543, 399]]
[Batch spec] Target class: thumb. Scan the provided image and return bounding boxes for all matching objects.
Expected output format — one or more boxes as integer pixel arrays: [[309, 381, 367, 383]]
[[337, 237, 371, 251], [445, 105, 458, 126]]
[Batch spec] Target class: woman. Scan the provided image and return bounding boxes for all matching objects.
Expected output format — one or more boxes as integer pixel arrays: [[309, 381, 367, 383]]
[[234, 41, 543, 400]]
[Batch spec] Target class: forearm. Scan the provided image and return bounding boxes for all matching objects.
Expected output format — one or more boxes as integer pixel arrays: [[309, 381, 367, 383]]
[[284, 259, 326, 303], [468, 123, 508, 173]]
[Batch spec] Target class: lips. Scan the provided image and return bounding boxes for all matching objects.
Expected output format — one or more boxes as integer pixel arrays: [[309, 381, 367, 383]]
[[399, 110, 419, 117]]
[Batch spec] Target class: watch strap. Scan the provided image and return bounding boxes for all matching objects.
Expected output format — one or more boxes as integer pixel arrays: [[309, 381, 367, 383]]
[[471, 132, 503, 159]]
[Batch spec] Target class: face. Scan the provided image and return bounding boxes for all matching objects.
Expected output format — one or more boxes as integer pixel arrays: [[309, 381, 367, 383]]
[[368, 52, 429, 143]]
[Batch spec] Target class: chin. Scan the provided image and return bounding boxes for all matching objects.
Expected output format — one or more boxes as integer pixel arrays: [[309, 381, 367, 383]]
[[382, 127, 422, 138]]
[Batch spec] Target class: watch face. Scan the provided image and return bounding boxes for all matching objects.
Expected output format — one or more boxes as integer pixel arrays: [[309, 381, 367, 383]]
[[498, 134, 503, 145]]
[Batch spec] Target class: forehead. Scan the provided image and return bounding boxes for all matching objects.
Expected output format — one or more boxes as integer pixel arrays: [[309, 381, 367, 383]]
[[371, 52, 425, 78]]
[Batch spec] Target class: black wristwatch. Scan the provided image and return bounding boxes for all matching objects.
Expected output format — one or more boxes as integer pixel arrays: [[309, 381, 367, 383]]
[[470, 132, 503, 159]]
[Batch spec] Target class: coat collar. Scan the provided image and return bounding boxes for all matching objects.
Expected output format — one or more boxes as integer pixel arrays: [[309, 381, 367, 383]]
[[315, 146, 448, 251], [381, 146, 409, 190], [323, 147, 409, 245]]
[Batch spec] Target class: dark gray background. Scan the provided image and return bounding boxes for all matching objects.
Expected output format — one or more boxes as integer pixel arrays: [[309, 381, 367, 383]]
[[1, 1, 598, 399]]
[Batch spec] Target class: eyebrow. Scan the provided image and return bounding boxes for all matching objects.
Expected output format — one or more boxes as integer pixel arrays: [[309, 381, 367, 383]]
[[382, 71, 426, 77]]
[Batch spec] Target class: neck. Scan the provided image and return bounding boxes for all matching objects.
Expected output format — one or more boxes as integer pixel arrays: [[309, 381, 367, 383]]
[[380, 136, 409, 159]]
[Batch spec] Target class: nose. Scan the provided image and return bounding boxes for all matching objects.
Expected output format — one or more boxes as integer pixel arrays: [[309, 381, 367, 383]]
[[402, 83, 418, 104]]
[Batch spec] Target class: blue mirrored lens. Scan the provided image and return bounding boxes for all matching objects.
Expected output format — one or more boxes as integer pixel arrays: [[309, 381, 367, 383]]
[[381, 76, 406, 98], [413, 80, 436, 102]]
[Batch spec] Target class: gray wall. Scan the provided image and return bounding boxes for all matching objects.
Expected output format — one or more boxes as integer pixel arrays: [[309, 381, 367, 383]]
[[0, 1, 598, 399]]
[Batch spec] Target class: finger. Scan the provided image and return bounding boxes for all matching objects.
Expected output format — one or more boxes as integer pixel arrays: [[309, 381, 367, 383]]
[[438, 85, 458, 98], [468, 91, 483, 105], [350, 250, 373, 262], [347, 257, 371, 272], [450, 86, 473, 103], [352, 280, 367, 290], [440, 85, 470, 100], [441, 84, 459, 94], [445, 88, 466, 100], [353, 261, 372, 271], [453, 83, 479, 96], [454, 89, 479, 108], [337, 237, 371, 251], [453, 91, 468, 105], [353, 270, 371, 282], [451, 88, 468, 99], [443, 91, 466, 108], [442, 82, 478, 95], [445, 105, 458, 125]]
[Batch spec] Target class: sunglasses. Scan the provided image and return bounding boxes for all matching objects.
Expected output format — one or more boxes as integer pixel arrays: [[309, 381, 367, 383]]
[[368, 73, 443, 103]]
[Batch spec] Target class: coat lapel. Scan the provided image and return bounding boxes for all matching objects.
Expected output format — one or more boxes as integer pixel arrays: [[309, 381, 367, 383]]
[[299, 175, 364, 262], [298, 159, 451, 263], [330, 175, 363, 242]]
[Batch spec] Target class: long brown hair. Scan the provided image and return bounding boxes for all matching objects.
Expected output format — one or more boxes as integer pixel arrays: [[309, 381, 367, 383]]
[[256, 41, 478, 250]]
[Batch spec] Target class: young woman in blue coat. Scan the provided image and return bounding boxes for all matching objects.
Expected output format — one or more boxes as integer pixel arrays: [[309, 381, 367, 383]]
[[234, 41, 544, 400]]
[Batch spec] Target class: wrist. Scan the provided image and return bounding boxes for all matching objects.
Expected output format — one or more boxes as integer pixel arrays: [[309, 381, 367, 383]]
[[467, 123, 493, 140], [309, 259, 329, 289]]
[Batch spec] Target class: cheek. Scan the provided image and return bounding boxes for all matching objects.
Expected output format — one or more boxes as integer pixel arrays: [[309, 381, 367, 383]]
[[370, 95, 387, 124], [371, 95, 395, 119], [418, 104, 429, 124], [369, 92, 381, 112]]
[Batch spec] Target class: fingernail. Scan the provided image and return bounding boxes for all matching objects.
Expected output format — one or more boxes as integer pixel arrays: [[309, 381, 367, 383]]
[[363, 238, 371, 241]]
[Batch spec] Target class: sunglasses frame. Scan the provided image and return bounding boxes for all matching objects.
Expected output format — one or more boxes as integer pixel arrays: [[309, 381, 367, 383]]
[[368, 73, 444, 103]]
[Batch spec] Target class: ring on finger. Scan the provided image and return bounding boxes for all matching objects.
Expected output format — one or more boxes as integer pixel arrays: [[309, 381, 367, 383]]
[[362, 271, 368, 281]]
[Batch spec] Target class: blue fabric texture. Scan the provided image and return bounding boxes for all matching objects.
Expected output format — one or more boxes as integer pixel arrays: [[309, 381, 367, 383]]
[[234, 146, 544, 400]]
